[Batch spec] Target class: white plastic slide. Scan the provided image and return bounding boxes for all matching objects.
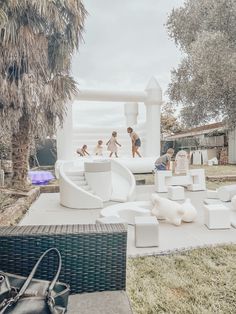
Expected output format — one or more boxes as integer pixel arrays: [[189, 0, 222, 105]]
[[57, 157, 136, 209], [110, 159, 136, 202]]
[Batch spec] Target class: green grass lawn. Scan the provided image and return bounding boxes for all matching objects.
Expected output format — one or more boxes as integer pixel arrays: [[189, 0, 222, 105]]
[[127, 245, 236, 314]]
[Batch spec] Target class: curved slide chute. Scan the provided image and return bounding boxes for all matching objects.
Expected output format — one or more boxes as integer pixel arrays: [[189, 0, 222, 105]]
[[57, 158, 136, 209], [110, 159, 136, 202]]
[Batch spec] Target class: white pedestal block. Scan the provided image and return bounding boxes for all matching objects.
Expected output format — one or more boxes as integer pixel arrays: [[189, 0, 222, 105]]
[[206, 190, 219, 199], [204, 204, 231, 229], [135, 216, 159, 247], [167, 186, 185, 201]]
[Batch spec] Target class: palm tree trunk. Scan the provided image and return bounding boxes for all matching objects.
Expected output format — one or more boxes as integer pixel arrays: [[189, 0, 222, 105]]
[[11, 115, 31, 189]]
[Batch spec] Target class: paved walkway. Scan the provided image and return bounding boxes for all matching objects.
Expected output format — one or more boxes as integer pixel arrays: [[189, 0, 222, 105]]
[[20, 186, 236, 257]]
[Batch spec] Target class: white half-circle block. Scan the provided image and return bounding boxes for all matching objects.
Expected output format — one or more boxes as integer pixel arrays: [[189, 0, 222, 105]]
[[231, 195, 236, 210], [101, 201, 151, 225], [218, 185, 236, 202], [119, 209, 151, 225]]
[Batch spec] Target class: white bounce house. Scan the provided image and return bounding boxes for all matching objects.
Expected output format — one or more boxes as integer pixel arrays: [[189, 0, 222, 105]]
[[57, 77, 162, 172], [56, 77, 207, 210], [56, 77, 163, 209]]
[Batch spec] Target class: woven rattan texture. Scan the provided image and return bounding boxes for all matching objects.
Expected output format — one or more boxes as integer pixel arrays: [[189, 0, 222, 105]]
[[0, 224, 127, 294]]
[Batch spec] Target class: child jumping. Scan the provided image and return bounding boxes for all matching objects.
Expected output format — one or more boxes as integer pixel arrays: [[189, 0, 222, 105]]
[[154, 148, 174, 171], [76, 145, 90, 157], [94, 140, 103, 156], [106, 131, 121, 157]]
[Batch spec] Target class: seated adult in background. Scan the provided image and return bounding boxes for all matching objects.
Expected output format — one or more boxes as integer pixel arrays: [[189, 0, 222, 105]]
[[155, 148, 174, 171], [76, 145, 90, 157], [127, 127, 142, 158]]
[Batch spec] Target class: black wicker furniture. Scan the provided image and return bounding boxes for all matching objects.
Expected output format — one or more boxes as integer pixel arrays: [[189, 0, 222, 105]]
[[0, 224, 127, 295]]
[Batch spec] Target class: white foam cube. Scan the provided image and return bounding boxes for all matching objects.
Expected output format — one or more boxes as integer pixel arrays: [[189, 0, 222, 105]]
[[206, 190, 219, 199], [135, 216, 159, 247], [204, 204, 231, 229], [167, 186, 185, 201]]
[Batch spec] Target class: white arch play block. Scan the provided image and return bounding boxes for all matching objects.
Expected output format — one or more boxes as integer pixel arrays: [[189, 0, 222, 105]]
[[155, 169, 206, 193]]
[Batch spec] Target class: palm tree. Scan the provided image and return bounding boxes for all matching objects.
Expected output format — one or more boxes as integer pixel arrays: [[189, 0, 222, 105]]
[[0, 0, 86, 188]]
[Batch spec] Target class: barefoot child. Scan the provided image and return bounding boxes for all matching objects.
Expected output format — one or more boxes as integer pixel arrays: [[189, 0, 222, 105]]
[[94, 140, 103, 156], [76, 145, 90, 157], [127, 127, 142, 158], [106, 131, 121, 157]]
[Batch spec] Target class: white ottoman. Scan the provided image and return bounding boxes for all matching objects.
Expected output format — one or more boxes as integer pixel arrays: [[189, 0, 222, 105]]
[[135, 216, 159, 247], [167, 186, 185, 201], [204, 204, 231, 229]]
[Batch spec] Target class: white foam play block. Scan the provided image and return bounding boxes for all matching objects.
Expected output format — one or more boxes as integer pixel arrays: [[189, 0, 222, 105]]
[[188, 169, 206, 191], [96, 216, 127, 225], [218, 185, 236, 202], [204, 204, 231, 229], [135, 216, 159, 247], [155, 171, 172, 193], [167, 186, 185, 201], [206, 190, 219, 199]]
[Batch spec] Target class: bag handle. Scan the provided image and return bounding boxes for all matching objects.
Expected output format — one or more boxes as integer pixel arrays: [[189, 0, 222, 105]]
[[16, 248, 62, 300]]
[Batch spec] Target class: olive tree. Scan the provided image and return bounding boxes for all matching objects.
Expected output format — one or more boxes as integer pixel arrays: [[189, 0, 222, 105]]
[[166, 0, 236, 128]]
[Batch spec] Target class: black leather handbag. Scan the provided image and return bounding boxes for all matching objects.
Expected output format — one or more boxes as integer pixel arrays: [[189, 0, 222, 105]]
[[0, 248, 70, 314]]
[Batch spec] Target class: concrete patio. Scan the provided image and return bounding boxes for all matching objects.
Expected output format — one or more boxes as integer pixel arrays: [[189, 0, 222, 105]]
[[20, 185, 236, 257]]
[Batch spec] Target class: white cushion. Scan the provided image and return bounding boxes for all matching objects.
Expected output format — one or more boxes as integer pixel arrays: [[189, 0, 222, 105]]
[[135, 216, 159, 247]]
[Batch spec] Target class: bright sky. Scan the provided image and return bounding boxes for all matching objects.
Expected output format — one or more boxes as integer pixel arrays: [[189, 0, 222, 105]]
[[72, 0, 185, 127]]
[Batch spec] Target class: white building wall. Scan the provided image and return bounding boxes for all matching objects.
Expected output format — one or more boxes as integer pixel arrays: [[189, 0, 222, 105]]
[[228, 129, 236, 164]]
